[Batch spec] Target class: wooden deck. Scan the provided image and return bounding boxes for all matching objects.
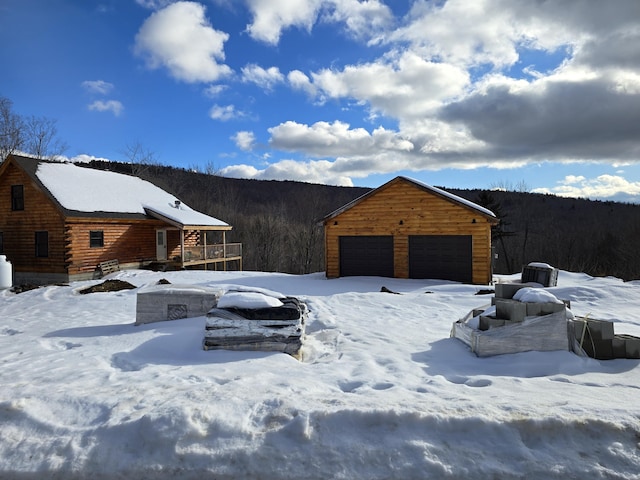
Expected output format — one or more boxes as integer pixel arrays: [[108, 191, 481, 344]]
[[178, 242, 242, 271]]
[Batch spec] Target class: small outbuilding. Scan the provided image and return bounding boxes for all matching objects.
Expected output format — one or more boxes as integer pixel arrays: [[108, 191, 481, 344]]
[[322, 176, 498, 284]]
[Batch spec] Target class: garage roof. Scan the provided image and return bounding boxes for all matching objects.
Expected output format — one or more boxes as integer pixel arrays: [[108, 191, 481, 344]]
[[324, 176, 498, 222]]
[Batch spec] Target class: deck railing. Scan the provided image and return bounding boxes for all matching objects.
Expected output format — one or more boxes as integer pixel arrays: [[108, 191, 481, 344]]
[[182, 243, 242, 263]]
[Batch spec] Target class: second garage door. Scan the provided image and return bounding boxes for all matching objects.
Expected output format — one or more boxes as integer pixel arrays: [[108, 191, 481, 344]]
[[409, 235, 472, 282], [339, 235, 394, 277]]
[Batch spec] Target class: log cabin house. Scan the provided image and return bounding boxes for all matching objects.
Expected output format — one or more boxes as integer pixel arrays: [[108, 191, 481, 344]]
[[322, 176, 498, 284], [0, 154, 242, 285]]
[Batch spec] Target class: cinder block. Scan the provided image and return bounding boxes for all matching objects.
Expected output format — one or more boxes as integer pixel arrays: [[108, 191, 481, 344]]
[[614, 334, 640, 359], [612, 336, 627, 358], [495, 298, 527, 322], [525, 301, 566, 317], [573, 318, 615, 342], [495, 283, 529, 299], [479, 316, 506, 331], [521, 265, 558, 287], [581, 339, 614, 360]]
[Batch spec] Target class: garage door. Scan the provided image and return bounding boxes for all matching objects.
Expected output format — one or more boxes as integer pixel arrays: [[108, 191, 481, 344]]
[[339, 236, 394, 277], [409, 235, 472, 282]]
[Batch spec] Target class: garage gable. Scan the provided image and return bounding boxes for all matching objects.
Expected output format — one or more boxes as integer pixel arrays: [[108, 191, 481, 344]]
[[324, 176, 497, 224]]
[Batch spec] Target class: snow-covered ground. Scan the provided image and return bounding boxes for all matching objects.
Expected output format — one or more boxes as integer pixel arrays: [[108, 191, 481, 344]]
[[1, 269, 639, 479]]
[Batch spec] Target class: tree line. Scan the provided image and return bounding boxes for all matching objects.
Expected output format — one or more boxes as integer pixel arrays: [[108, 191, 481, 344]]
[[456, 188, 640, 281]]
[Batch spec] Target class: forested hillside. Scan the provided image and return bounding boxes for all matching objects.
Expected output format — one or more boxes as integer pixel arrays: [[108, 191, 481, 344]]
[[84, 160, 640, 281]]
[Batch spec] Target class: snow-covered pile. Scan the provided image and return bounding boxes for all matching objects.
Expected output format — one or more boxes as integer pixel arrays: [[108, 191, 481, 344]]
[[217, 290, 284, 309], [513, 286, 564, 304], [1, 270, 639, 479]]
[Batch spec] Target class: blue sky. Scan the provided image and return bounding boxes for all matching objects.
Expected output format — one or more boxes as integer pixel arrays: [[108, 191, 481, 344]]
[[2, 0, 640, 202]]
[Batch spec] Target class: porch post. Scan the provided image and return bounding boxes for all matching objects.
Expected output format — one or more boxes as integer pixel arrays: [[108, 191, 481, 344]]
[[223, 231, 227, 271], [180, 229, 185, 264], [203, 229, 207, 270]]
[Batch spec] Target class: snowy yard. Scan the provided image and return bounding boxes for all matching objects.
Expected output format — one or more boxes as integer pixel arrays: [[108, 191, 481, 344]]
[[1, 270, 639, 479]]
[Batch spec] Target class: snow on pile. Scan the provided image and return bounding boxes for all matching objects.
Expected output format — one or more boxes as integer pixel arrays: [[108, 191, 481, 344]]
[[1, 270, 639, 479], [528, 261, 554, 269], [217, 291, 284, 309], [513, 287, 564, 304]]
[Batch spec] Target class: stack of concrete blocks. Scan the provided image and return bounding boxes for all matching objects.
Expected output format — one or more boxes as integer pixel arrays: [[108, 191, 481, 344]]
[[521, 263, 559, 287], [478, 282, 568, 332], [572, 317, 640, 360], [450, 282, 571, 357], [135, 283, 222, 325]]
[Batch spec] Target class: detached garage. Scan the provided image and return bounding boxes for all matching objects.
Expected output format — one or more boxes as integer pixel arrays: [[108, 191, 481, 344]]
[[323, 176, 498, 284]]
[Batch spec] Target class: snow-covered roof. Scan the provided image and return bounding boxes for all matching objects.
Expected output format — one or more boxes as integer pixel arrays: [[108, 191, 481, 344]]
[[36, 161, 178, 215], [143, 202, 229, 229], [324, 175, 497, 221], [9, 155, 229, 228]]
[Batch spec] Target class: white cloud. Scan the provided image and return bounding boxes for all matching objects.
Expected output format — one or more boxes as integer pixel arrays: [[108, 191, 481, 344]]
[[134, 0, 175, 8], [533, 174, 640, 201], [241, 64, 284, 90], [134, 1, 232, 83], [388, 0, 593, 70], [203, 84, 228, 98], [67, 154, 112, 163], [564, 175, 586, 185], [245, 0, 393, 46], [220, 158, 354, 186], [232, 131, 256, 151], [268, 120, 413, 157], [287, 70, 316, 96], [88, 100, 124, 116], [245, 0, 323, 45], [310, 51, 470, 118], [209, 104, 242, 121], [81, 80, 114, 95], [324, 0, 393, 43]]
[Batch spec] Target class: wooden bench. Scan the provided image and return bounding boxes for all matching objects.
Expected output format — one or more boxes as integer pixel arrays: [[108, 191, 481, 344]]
[[98, 259, 120, 276]]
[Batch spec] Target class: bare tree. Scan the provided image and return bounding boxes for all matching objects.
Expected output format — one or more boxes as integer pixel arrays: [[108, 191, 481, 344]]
[[0, 96, 24, 160], [1, 96, 68, 161], [24, 115, 68, 159], [122, 141, 158, 176]]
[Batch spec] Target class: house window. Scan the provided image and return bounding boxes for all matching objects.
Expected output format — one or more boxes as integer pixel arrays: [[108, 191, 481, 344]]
[[35, 231, 49, 258], [11, 185, 24, 211], [90, 230, 104, 248]]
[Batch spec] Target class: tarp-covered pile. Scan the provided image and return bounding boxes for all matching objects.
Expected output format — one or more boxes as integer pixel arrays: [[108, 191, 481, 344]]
[[203, 290, 307, 356], [451, 284, 572, 357]]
